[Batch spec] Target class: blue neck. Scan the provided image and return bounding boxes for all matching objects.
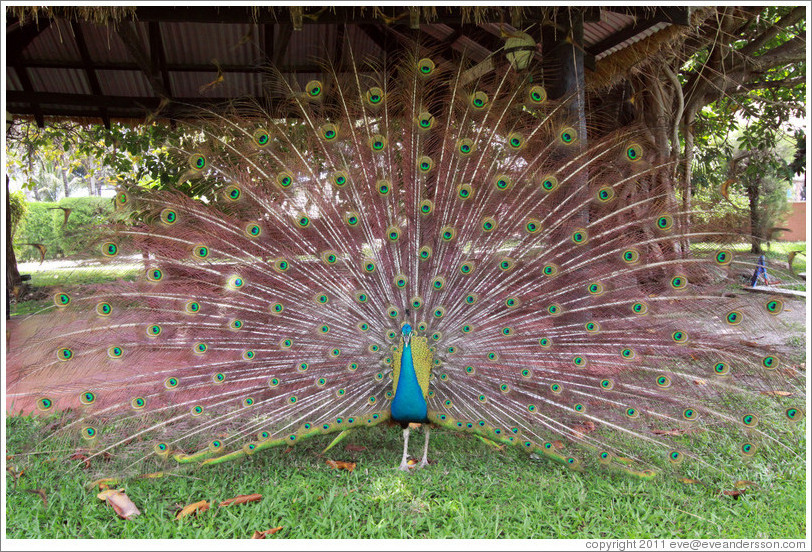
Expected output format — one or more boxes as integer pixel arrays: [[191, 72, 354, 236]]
[[391, 340, 428, 423]]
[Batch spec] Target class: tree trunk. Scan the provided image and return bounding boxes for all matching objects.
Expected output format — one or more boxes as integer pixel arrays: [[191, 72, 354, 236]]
[[6, 176, 22, 316], [745, 180, 762, 253], [61, 167, 71, 198]]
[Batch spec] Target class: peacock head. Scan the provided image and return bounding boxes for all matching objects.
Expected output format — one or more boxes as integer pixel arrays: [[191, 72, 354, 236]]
[[401, 323, 413, 343]]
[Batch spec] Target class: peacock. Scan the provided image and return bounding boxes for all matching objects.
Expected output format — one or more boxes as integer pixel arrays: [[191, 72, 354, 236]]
[[5, 41, 805, 483]]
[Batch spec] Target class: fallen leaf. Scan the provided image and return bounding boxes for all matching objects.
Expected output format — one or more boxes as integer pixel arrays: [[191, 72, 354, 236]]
[[252, 527, 283, 539], [219, 494, 262, 507], [25, 488, 47, 506], [325, 460, 356, 472], [70, 453, 91, 469], [92, 478, 119, 490], [97, 489, 140, 520], [722, 488, 746, 498], [651, 428, 707, 436], [176, 500, 210, 520], [345, 444, 367, 452], [571, 420, 596, 435], [760, 390, 792, 397], [551, 440, 564, 450], [678, 478, 702, 485], [734, 480, 757, 489]]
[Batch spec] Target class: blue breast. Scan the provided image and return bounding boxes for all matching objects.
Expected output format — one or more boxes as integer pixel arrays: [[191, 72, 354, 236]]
[[390, 341, 428, 423]]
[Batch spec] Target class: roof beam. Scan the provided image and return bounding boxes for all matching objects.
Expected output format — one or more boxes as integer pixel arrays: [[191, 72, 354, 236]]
[[273, 24, 293, 68], [586, 17, 664, 58], [70, 21, 110, 128], [148, 22, 173, 98], [7, 18, 52, 127], [602, 7, 692, 26], [116, 21, 171, 100]]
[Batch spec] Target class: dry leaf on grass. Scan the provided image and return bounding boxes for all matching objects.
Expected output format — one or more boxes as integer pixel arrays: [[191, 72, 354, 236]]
[[251, 527, 283, 539], [219, 494, 262, 506], [176, 500, 210, 520], [25, 488, 48, 506], [651, 428, 706, 436], [97, 489, 140, 520], [325, 460, 356, 472]]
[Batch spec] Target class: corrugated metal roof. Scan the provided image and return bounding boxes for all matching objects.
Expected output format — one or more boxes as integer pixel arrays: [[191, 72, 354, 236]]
[[28, 67, 90, 95], [7, 67, 23, 91], [20, 21, 80, 61], [96, 68, 153, 97], [7, 7, 686, 124]]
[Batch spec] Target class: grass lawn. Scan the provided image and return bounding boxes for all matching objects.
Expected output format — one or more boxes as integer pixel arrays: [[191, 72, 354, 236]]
[[5, 415, 806, 540]]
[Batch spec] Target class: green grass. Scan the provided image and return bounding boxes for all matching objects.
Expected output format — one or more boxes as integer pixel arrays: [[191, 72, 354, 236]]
[[5, 418, 806, 539], [10, 266, 140, 316], [692, 241, 806, 274]]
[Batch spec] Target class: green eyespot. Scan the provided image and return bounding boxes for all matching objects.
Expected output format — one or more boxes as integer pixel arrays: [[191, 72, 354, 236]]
[[725, 311, 743, 325], [245, 223, 261, 238], [366, 87, 384, 105], [540, 175, 558, 192], [418, 58, 435, 75], [253, 128, 270, 147], [715, 250, 732, 265], [305, 80, 323, 98], [188, 154, 206, 170], [370, 134, 387, 151], [320, 123, 338, 141], [597, 186, 615, 202], [559, 127, 577, 144], [656, 214, 673, 231], [386, 225, 401, 241], [97, 302, 112, 316], [470, 91, 489, 109], [225, 185, 241, 200], [416, 111, 435, 130], [345, 211, 360, 227], [456, 138, 475, 157], [494, 174, 512, 191], [102, 242, 118, 257], [160, 208, 177, 225], [765, 299, 784, 315], [527, 85, 546, 104], [481, 216, 497, 232], [571, 229, 588, 244], [507, 133, 524, 150], [626, 143, 643, 162]]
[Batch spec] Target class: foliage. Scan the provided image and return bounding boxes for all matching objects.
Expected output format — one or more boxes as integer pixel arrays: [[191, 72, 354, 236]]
[[13, 197, 115, 262], [8, 190, 29, 239], [5, 120, 186, 200]]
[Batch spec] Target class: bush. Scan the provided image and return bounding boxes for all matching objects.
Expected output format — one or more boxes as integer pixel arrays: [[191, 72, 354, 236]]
[[13, 197, 115, 262]]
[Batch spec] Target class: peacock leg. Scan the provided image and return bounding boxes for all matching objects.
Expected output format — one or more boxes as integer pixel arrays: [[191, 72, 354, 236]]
[[398, 427, 411, 471], [417, 425, 430, 469]]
